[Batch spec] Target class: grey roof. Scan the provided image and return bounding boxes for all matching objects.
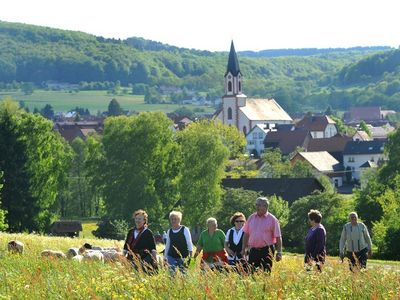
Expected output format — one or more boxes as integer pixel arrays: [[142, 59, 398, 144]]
[[225, 41, 241, 76], [222, 177, 324, 205], [360, 160, 378, 168], [343, 140, 385, 155]]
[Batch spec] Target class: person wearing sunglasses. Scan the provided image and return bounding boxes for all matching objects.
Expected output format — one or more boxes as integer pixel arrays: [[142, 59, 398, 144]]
[[124, 209, 158, 273], [224, 212, 246, 266]]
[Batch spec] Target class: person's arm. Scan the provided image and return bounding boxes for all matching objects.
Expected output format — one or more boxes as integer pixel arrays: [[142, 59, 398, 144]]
[[193, 232, 203, 258], [224, 229, 234, 256], [164, 229, 171, 260], [183, 227, 193, 257], [313, 228, 326, 260], [241, 232, 249, 257], [273, 219, 283, 261], [363, 223, 373, 257], [275, 236, 282, 262]]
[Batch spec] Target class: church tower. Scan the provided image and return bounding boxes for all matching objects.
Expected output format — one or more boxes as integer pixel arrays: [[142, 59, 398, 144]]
[[222, 41, 247, 132]]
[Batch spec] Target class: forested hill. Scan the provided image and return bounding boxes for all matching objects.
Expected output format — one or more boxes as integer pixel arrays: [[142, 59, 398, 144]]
[[0, 20, 399, 112]]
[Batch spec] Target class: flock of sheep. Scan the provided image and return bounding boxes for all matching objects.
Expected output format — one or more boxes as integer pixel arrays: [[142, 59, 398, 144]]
[[7, 240, 125, 263]]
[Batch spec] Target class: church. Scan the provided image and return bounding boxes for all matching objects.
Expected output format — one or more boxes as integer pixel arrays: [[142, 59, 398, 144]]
[[215, 41, 293, 135]]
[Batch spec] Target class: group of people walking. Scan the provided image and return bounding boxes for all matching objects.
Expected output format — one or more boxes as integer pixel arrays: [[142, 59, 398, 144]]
[[123, 197, 372, 274]]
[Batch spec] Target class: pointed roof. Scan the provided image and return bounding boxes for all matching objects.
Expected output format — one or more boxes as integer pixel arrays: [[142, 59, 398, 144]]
[[225, 41, 241, 76]]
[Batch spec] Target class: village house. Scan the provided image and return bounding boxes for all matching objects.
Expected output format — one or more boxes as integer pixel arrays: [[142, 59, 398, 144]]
[[215, 41, 292, 135], [295, 115, 338, 139], [246, 124, 277, 157], [343, 140, 386, 181], [307, 133, 353, 163], [264, 129, 312, 156], [54, 121, 103, 143], [290, 151, 344, 187]]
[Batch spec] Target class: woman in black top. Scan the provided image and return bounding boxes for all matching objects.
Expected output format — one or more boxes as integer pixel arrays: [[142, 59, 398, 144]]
[[224, 212, 246, 266], [164, 211, 193, 273], [124, 209, 157, 272]]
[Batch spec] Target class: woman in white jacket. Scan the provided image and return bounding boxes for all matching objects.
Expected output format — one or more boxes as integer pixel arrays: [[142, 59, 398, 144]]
[[339, 212, 372, 270]]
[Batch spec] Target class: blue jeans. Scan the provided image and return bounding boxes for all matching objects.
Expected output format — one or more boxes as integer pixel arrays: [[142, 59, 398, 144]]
[[166, 255, 187, 274]]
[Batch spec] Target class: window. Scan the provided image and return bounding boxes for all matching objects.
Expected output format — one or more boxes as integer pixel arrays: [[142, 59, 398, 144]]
[[258, 132, 263, 139], [260, 140, 264, 145], [249, 140, 255, 145], [227, 107, 232, 120], [371, 157, 374, 162], [252, 132, 258, 139], [239, 81, 241, 91], [228, 81, 232, 92], [243, 126, 247, 135], [348, 157, 354, 162]]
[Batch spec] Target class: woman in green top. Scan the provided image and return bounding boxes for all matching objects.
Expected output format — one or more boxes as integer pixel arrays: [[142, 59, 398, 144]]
[[194, 217, 228, 267]]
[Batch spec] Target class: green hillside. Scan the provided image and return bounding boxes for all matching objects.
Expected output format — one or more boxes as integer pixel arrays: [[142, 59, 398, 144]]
[[0, 20, 398, 112]]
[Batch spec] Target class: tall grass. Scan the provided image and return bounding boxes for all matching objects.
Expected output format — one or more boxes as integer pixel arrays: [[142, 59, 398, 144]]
[[0, 232, 399, 299]]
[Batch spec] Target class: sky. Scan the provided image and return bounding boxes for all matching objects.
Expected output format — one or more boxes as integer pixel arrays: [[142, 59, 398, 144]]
[[1, 0, 399, 52]]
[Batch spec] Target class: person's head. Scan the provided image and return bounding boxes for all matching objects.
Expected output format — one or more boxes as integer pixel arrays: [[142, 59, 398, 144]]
[[349, 212, 358, 225], [206, 217, 218, 232], [255, 197, 269, 216], [133, 209, 148, 228], [230, 212, 246, 229], [308, 209, 322, 226], [169, 211, 182, 228]]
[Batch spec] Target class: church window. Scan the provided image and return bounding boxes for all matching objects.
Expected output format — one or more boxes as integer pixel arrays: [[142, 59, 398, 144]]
[[228, 81, 232, 92], [227, 107, 232, 120]]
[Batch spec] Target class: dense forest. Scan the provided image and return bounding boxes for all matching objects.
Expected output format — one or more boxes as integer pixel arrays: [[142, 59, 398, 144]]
[[1, 20, 400, 112]]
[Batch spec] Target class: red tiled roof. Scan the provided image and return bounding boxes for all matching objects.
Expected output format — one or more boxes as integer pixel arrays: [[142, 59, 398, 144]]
[[264, 129, 311, 155], [296, 115, 336, 131], [307, 134, 352, 152]]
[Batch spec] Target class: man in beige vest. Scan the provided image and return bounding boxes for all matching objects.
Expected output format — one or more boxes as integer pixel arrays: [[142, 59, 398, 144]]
[[339, 212, 372, 270]]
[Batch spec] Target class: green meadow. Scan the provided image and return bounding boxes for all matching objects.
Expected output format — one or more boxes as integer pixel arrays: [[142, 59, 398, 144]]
[[1, 232, 399, 299], [0, 90, 215, 114]]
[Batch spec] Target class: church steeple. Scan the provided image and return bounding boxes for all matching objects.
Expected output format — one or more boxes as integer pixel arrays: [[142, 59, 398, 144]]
[[224, 41, 243, 96], [225, 41, 241, 76]]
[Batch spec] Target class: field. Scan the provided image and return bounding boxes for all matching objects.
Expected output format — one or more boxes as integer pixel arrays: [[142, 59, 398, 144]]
[[1, 233, 399, 299], [0, 90, 216, 114]]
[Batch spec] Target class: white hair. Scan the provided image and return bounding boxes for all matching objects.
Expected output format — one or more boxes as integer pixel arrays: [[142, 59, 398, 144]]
[[349, 212, 358, 218], [206, 217, 217, 226], [169, 211, 182, 221]]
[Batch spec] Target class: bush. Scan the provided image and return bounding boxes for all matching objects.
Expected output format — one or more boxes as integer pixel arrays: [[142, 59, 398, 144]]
[[284, 190, 354, 255], [92, 218, 129, 240]]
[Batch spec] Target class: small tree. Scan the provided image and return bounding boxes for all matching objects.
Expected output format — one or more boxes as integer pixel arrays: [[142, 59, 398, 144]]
[[359, 120, 371, 137], [41, 104, 54, 119], [107, 98, 122, 116]]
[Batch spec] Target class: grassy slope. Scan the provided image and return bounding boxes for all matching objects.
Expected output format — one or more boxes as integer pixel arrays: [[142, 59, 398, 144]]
[[0, 232, 399, 299], [0, 90, 215, 114]]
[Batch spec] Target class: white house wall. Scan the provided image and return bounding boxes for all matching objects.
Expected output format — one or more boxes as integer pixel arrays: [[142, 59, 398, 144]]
[[343, 153, 385, 180]]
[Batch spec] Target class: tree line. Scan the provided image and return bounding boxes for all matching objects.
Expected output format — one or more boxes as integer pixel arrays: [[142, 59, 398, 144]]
[[3, 21, 400, 113]]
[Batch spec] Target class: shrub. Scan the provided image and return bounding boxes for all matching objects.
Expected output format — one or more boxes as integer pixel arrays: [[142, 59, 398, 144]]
[[92, 218, 129, 240]]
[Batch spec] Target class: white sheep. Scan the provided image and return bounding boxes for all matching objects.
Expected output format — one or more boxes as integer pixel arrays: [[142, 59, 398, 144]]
[[7, 240, 24, 254], [41, 250, 67, 258], [72, 254, 83, 262], [82, 250, 104, 263]]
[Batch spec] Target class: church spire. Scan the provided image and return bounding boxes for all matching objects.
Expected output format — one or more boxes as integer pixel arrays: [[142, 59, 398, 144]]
[[225, 40, 241, 76]]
